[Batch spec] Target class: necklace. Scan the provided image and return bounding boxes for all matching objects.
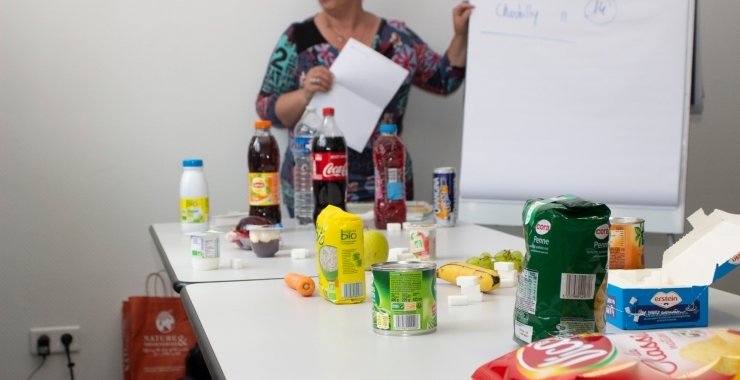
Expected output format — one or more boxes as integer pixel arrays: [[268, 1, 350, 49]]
[[326, 17, 353, 44]]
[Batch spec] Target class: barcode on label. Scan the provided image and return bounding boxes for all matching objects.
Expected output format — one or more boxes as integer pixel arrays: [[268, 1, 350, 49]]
[[560, 274, 595, 300], [342, 282, 363, 299], [393, 314, 420, 330]]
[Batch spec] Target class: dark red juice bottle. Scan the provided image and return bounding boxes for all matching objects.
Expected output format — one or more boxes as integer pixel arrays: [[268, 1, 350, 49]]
[[373, 123, 406, 229], [248, 120, 282, 224], [312, 107, 347, 222]]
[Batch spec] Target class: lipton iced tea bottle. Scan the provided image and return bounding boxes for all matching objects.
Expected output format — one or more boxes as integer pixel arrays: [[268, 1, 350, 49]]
[[248, 120, 281, 224], [373, 123, 406, 229], [312, 107, 347, 223]]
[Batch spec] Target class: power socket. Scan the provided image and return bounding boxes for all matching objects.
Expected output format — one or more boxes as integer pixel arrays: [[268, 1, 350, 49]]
[[29, 326, 80, 355]]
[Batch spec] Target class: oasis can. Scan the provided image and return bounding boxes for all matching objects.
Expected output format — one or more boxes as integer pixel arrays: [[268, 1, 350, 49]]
[[608, 217, 645, 270], [433, 167, 457, 227], [371, 261, 437, 336]]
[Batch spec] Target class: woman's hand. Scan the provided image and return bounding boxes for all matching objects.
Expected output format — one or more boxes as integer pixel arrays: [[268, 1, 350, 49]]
[[301, 66, 334, 102], [275, 65, 334, 128], [453, 2, 475, 37], [447, 1, 474, 67]]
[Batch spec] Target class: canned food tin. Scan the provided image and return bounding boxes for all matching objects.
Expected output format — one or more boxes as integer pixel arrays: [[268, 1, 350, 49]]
[[371, 261, 437, 336], [433, 167, 457, 227], [407, 222, 437, 260], [608, 217, 645, 270]]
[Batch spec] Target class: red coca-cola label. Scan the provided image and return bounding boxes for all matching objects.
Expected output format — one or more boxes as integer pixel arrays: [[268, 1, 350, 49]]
[[516, 335, 616, 378], [312, 152, 347, 181]]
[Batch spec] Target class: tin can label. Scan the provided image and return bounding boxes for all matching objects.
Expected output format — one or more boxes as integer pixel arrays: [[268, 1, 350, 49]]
[[433, 168, 457, 226], [372, 262, 437, 335], [608, 218, 645, 270]]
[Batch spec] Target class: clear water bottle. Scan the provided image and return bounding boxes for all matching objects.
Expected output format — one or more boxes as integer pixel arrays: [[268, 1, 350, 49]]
[[180, 158, 209, 233], [292, 107, 320, 224]]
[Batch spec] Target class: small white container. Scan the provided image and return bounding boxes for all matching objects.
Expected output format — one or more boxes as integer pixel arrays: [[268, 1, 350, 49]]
[[180, 159, 209, 233], [190, 231, 220, 270], [407, 222, 436, 260]]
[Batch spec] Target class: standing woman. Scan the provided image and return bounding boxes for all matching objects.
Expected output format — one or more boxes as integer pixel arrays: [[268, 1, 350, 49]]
[[256, 0, 474, 217]]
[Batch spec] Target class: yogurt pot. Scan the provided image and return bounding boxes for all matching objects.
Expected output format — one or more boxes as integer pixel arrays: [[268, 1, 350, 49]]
[[190, 231, 220, 270], [406, 223, 437, 260], [247, 225, 282, 257]]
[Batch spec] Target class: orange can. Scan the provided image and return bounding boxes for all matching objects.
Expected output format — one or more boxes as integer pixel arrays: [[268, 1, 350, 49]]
[[608, 217, 645, 269]]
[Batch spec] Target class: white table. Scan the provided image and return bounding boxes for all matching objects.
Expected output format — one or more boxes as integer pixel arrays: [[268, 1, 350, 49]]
[[180, 276, 740, 380], [150, 220, 526, 290]]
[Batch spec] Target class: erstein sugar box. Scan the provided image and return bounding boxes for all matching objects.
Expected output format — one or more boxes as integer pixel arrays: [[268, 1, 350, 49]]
[[433, 167, 457, 226], [315, 205, 365, 304]]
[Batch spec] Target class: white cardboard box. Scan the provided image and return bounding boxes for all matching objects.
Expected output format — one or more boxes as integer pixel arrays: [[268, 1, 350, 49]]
[[606, 209, 740, 329]]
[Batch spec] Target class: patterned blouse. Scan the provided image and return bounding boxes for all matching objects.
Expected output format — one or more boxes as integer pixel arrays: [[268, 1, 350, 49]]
[[256, 17, 465, 215]]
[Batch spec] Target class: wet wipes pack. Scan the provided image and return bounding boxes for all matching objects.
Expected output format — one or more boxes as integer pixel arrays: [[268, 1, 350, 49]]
[[607, 209, 740, 330]]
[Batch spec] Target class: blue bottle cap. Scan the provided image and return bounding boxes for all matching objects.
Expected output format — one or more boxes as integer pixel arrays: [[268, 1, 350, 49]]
[[379, 123, 397, 134], [182, 159, 203, 167]]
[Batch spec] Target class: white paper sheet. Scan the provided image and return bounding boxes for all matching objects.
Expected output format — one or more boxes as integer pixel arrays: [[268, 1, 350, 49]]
[[309, 38, 409, 152]]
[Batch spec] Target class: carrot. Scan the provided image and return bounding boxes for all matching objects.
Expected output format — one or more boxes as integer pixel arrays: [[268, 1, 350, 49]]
[[284, 273, 315, 297]]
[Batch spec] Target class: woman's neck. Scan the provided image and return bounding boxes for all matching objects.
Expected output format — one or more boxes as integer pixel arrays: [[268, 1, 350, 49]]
[[322, 8, 368, 45], [323, 3, 365, 30]]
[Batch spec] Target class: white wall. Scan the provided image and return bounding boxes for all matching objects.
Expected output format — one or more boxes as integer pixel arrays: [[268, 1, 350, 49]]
[[0, 0, 462, 378], [0, 0, 737, 378]]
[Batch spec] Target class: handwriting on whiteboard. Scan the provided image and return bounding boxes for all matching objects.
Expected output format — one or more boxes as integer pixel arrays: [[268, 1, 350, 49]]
[[585, 0, 618, 25], [484, 0, 619, 43], [490, 0, 619, 27], [495, 2, 540, 26]]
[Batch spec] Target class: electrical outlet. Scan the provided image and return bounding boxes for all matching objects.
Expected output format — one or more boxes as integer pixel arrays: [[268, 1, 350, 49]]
[[29, 325, 80, 355]]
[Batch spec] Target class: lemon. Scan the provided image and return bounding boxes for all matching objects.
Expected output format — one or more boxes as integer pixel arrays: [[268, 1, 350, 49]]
[[363, 229, 389, 270]]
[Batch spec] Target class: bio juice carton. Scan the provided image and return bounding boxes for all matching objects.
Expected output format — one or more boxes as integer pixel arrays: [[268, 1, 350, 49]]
[[606, 209, 740, 330]]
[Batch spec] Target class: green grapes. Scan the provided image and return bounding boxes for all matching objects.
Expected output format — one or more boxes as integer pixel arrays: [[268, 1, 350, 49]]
[[465, 249, 523, 271]]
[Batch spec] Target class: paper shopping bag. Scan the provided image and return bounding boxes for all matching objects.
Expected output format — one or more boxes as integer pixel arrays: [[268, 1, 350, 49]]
[[123, 272, 196, 380]]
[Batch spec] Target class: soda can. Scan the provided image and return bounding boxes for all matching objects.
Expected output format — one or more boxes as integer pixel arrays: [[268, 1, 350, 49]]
[[433, 167, 457, 227], [608, 217, 645, 270]]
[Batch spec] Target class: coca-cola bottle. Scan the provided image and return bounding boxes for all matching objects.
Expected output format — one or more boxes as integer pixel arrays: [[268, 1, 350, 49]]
[[248, 120, 281, 224], [373, 123, 406, 229], [312, 107, 347, 222]]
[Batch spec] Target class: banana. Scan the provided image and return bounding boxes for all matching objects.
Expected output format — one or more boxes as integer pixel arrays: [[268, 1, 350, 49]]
[[436, 262, 501, 293]]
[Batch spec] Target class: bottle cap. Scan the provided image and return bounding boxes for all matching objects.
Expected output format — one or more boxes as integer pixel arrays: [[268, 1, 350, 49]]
[[379, 123, 397, 134], [254, 120, 272, 129], [182, 159, 203, 167], [322, 107, 335, 116]]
